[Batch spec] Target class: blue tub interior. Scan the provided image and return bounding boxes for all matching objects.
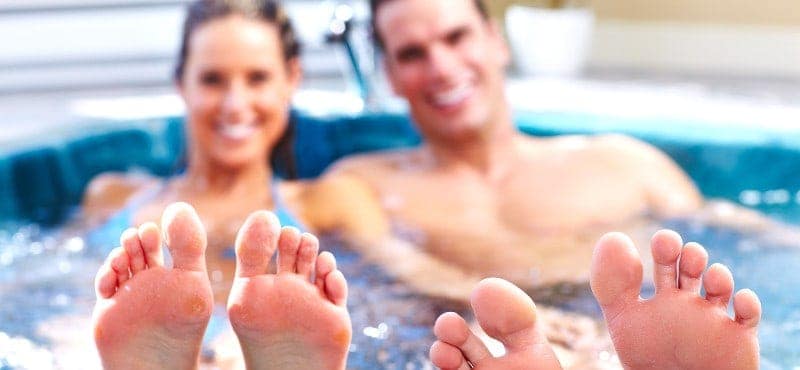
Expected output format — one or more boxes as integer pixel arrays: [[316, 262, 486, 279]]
[[1, 110, 798, 226]]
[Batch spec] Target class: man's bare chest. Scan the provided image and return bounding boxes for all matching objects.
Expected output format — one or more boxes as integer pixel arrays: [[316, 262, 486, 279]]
[[377, 176, 648, 236]]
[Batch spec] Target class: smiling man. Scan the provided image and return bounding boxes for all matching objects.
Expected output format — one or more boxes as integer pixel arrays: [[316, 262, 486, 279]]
[[329, 0, 702, 289]]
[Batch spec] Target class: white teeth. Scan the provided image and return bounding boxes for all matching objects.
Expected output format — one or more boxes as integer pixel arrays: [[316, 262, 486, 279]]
[[432, 84, 472, 107], [217, 124, 257, 140]]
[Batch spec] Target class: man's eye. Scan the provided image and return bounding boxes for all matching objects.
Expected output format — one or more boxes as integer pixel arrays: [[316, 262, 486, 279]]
[[446, 28, 468, 46], [248, 70, 271, 85], [397, 48, 425, 63], [200, 72, 222, 86]]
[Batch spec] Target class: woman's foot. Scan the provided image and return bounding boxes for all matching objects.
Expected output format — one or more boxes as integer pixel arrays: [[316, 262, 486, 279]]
[[93, 202, 214, 370], [430, 277, 564, 370], [226, 211, 351, 370], [590, 230, 761, 370]]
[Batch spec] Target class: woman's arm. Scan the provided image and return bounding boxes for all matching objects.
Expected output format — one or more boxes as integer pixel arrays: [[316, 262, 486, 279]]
[[82, 172, 154, 225]]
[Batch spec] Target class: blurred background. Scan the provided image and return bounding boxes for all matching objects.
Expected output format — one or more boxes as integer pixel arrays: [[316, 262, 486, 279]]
[[1, 0, 799, 143]]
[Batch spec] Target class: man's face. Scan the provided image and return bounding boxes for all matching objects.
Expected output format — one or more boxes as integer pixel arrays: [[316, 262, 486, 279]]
[[376, 0, 510, 142]]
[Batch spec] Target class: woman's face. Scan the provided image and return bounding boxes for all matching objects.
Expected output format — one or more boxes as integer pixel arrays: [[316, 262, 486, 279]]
[[178, 14, 301, 169]]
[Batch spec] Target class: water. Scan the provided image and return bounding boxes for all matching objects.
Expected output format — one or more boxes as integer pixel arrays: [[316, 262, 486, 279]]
[[1, 216, 799, 369]]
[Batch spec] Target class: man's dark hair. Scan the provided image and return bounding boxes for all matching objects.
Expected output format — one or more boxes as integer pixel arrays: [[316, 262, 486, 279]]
[[369, 0, 489, 50]]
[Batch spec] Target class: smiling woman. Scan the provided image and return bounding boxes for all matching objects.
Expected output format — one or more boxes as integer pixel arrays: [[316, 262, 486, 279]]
[[81, 1, 391, 367], [175, 7, 300, 171]]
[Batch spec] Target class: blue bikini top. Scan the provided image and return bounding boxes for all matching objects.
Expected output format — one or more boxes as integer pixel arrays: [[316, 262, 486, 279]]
[[88, 178, 305, 253]]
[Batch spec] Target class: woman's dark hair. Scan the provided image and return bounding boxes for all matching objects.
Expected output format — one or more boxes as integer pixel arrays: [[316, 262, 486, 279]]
[[173, 0, 301, 179], [369, 0, 489, 50]]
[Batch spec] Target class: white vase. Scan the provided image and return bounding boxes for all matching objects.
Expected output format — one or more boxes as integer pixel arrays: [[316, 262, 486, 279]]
[[505, 5, 595, 77]]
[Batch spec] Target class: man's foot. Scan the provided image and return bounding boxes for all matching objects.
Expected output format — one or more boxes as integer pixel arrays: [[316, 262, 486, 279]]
[[429, 278, 564, 370], [226, 211, 351, 370], [590, 230, 761, 370], [93, 202, 214, 370]]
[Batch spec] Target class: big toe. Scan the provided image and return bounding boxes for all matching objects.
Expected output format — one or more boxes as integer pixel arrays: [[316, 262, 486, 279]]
[[161, 202, 207, 272], [470, 278, 545, 351], [590, 232, 643, 316], [234, 211, 281, 278]]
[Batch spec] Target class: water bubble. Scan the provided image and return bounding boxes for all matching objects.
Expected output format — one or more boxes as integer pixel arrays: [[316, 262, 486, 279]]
[[363, 322, 389, 339], [739, 190, 761, 206], [64, 237, 85, 253], [50, 294, 70, 307], [29, 242, 44, 256], [12, 231, 27, 245], [0, 251, 13, 266], [764, 189, 790, 205], [58, 261, 72, 274]]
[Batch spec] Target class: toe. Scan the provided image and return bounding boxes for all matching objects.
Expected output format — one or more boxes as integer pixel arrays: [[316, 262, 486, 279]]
[[121, 228, 145, 274], [276, 226, 301, 274], [324, 269, 348, 307], [733, 289, 762, 328], [234, 211, 281, 278], [109, 246, 131, 287], [95, 264, 116, 299], [430, 340, 470, 370], [95, 247, 126, 299], [161, 202, 207, 273], [315, 251, 337, 292], [470, 278, 551, 354], [590, 232, 643, 316], [678, 242, 708, 294], [651, 230, 683, 292], [295, 233, 319, 281], [138, 222, 164, 268], [433, 312, 491, 365], [703, 263, 734, 308]]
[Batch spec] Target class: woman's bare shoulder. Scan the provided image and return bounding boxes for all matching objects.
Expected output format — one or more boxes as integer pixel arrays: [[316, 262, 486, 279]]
[[82, 172, 160, 222]]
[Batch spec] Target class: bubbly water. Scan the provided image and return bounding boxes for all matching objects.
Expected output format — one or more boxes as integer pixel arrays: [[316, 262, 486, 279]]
[[0, 217, 798, 369]]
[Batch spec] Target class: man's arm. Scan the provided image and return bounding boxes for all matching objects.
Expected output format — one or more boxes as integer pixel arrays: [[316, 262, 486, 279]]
[[302, 174, 481, 301], [595, 134, 703, 217], [608, 135, 799, 242]]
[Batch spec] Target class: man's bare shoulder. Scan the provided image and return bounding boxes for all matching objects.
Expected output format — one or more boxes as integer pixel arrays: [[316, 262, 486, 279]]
[[589, 133, 663, 155], [326, 147, 426, 178], [520, 133, 660, 160], [585, 134, 687, 171]]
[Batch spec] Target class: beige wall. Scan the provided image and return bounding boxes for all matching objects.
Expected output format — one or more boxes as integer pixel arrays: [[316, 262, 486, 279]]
[[594, 0, 800, 26], [488, 0, 800, 26]]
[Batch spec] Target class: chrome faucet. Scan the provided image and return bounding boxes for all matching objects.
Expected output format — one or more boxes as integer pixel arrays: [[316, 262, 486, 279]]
[[325, 2, 379, 109]]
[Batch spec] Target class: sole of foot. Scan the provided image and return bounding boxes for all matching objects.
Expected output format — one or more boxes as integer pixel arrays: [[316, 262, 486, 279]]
[[590, 230, 761, 370], [93, 202, 213, 370], [226, 211, 351, 370]]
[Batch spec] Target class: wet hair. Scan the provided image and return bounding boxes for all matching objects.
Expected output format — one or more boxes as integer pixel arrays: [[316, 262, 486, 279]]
[[173, 0, 300, 179], [369, 0, 489, 50]]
